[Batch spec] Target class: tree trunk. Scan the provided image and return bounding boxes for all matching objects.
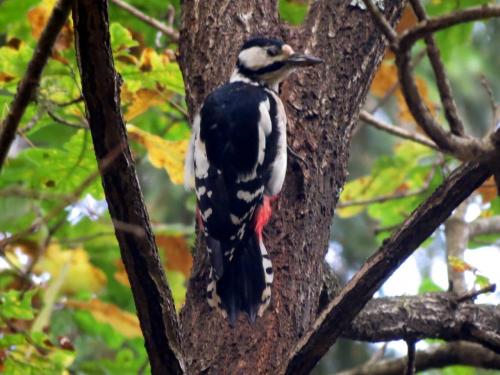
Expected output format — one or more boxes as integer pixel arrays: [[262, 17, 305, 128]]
[[178, 1, 404, 373]]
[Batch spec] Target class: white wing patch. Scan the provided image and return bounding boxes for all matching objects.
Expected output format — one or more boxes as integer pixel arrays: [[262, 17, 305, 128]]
[[258, 99, 272, 135], [264, 91, 288, 196], [184, 114, 200, 190], [185, 113, 210, 181], [194, 138, 209, 179]]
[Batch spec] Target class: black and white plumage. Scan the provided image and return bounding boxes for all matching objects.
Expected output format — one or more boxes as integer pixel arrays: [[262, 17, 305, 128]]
[[184, 37, 321, 324]]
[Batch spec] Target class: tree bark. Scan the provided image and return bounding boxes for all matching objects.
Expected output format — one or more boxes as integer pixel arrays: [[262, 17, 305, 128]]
[[72, 1, 184, 373], [178, 1, 404, 374], [343, 293, 500, 353]]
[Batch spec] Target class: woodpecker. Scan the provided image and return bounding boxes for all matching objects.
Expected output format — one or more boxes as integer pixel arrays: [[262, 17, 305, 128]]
[[184, 37, 322, 324]]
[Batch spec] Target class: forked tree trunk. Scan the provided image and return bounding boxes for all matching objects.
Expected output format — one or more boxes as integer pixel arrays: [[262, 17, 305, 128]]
[[178, 1, 404, 373]]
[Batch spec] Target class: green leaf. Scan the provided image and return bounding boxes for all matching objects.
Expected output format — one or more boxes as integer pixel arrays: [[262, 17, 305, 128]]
[[474, 274, 491, 289], [0, 289, 36, 320], [0, 44, 33, 84], [0, 130, 103, 199], [110, 22, 139, 52], [0, 333, 26, 348], [279, 0, 308, 25], [442, 365, 476, 375], [418, 277, 444, 294], [4, 347, 74, 375], [0, 0, 39, 40]]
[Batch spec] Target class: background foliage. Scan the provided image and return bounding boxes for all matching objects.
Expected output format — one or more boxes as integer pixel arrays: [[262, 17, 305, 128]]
[[0, 0, 498, 374]]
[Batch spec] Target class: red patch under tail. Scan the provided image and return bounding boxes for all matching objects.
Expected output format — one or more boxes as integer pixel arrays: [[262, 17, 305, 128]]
[[254, 195, 278, 239]]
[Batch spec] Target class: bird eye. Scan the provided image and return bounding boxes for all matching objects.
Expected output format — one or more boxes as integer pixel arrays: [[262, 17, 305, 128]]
[[267, 46, 280, 57]]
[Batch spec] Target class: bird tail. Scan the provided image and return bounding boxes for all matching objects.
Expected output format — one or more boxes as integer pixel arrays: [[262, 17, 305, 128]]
[[206, 233, 273, 325]]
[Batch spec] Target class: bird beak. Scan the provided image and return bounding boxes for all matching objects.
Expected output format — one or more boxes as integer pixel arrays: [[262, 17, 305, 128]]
[[285, 53, 323, 67]]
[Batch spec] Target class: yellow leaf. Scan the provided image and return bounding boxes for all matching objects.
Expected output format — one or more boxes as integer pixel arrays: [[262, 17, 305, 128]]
[[114, 259, 130, 287], [66, 299, 142, 338], [139, 47, 169, 72], [396, 76, 436, 124], [370, 60, 398, 98], [337, 176, 372, 218], [34, 244, 106, 295], [27, 2, 73, 50], [127, 124, 188, 185], [124, 88, 164, 121], [448, 256, 475, 273], [27, 5, 49, 39], [157, 235, 193, 277]]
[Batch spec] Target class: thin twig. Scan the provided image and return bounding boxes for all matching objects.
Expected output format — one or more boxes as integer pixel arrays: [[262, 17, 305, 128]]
[[457, 283, 496, 303], [0, 247, 29, 280], [400, 5, 500, 50], [58, 231, 116, 244], [0, 0, 73, 171], [361, 0, 398, 46], [109, 0, 179, 41], [405, 341, 416, 375], [365, 1, 500, 162], [0, 314, 49, 356], [20, 107, 45, 134], [339, 161, 437, 208], [0, 146, 121, 250], [409, 0, 465, 136], [337, 188, 426, 208], [0, 186, 73, 201], [359, 111, 439, 150], [53, 95, 84, 107], [47, 109, 88, 129]]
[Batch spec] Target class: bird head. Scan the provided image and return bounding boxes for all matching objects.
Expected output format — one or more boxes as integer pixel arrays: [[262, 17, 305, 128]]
[[231, 37, 322, 90]]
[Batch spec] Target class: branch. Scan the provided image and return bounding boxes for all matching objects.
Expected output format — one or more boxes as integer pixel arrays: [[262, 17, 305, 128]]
[[395, 41, 487, 161], [342, 293, 500, 352], [445, 201, 468, 294], [285, 162, 491, 375], [409, 0, 465, 136], [336, 342, 500, 375], [399, 5, 500, 50], [363, 0, 499, 161], [72, 1, 184, 374], [469, 216, 500, 238], [0, 0, 72, 171], [359, 111, 439, 150], [109, 0, 179, 41]]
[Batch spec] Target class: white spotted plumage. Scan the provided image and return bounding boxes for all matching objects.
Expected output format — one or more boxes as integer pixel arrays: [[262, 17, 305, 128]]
[[183, 37, 321, 324]]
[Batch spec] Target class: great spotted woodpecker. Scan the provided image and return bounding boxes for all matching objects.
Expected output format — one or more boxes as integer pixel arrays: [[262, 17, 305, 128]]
[[184, 37, 322, 324]]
